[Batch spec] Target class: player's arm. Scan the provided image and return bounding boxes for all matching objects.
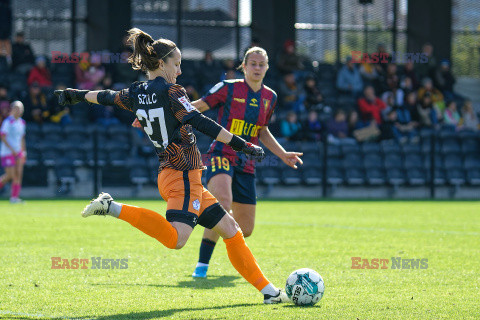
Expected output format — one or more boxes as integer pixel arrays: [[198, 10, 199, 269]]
[[259, 126, 303, 169], [21, 135, 26, 158], [54, 88, 133, 112], [168, 84, 264, 161], [0, 135, 16, 156], [191, 99, 210, 113]]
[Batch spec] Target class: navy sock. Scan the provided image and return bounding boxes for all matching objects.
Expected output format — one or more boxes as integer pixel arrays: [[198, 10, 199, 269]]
[[198, 238, 217, 264]]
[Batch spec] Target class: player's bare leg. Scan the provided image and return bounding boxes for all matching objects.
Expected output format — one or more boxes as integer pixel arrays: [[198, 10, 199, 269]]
[[231, 202, 256, 237], [193, 173, 232, 277], [0, 166, 14, 195], [212, 211, 288, 304], [10, 157, 25, 203]]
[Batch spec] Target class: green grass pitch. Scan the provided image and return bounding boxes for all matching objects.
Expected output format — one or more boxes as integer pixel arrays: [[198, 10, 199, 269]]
[[0, 200, 479, 319]]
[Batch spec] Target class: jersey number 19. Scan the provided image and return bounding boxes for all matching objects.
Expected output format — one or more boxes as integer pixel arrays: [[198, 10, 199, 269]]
[[136, 108, 169, 150]]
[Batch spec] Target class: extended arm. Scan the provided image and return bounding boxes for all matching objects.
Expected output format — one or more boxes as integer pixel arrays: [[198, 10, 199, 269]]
[[259, 127, 303, 169], [192, 99, 210, 113]]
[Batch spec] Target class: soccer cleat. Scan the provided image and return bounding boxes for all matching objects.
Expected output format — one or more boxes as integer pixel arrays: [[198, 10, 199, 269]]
[[9, 197, 25, 204], [263, 290, 289, 304], [81, 192, 113, 217], [192, 265, 208, 278]]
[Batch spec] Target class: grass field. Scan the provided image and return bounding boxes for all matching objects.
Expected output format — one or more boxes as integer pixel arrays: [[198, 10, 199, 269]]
[[0, 200, 479, 319]]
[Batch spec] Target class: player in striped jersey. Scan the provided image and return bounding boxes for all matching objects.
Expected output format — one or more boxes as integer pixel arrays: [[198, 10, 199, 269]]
[[54, 28, 288, 304], [191, 47, 303, 278], [0, 101, 26, 203]]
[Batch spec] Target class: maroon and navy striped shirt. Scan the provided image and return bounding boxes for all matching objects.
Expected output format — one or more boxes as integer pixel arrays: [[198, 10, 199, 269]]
[[202, 79, 277, 174]]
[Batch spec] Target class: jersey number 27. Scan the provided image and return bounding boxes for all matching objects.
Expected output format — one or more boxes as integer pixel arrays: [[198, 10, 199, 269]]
[[136, 108, 169, 150]]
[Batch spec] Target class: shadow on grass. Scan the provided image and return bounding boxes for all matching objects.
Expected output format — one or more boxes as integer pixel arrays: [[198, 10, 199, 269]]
[[90, 275, 240, 290], [44, 303, 257, 320]]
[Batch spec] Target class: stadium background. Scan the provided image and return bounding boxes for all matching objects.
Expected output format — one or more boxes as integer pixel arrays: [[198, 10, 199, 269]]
[[0, 0, 479, 200]]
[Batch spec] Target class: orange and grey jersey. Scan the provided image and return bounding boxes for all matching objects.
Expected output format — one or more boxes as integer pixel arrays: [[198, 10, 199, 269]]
[[115, 76, 205, 172]]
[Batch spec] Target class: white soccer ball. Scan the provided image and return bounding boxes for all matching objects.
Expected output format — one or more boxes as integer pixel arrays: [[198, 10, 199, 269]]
[[285, 268, 325, 306]]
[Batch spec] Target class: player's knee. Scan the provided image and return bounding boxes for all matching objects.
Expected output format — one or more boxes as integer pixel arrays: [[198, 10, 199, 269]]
[[174, 240, 187, 250], [214, 192, 232, 210], [242, 226, 254, 238]]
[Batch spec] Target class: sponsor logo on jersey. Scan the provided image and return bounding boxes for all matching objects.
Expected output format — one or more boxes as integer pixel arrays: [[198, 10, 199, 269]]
[[249, 98, 258, 107], [230, 118, 261, 137], [263, 99, 270, 112], [178, 96, 195, 112], [234, 98, 245, 103]]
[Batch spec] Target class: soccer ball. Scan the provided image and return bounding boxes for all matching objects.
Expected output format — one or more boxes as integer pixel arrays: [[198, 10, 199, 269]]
[[285, 268, 325, 306]]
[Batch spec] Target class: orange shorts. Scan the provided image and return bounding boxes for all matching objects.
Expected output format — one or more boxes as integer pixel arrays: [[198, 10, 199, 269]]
[[158, 168, 226, 228]]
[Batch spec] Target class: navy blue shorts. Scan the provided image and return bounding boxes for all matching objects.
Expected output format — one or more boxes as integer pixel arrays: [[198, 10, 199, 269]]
[[205, 154, 256, 205]]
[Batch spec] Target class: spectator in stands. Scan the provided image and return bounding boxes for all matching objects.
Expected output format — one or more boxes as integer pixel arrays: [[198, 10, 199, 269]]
[[434, 59, 461, 102], [403, 91, 418, 115], [22, 82, 49, 123], [380, 109, 401, 141], [359, 61, 379, 88], [0, 0, 12, 65], [221, 59, 242, 81], [417, 77, 445, 118], [276, 39, 304, 75], [358, 85, 386, 125], [460, 100, 479, 131], [413, 92, 438, 128], [374, 43, 390, 75], [303, 74, 323, 112], [401, 61, 419, 90], [75, 53, 106, 90], [0, 85, 10, 123], [198, 50, 223, 93], [400, 76, 414, 96], [303, 110, 322, 142], [336, 56, 363, 98], [416, 42, 437, 80], [281, 111, 302, 141], [347, 110, 367, 138], [27, 56, 52, 88], [382, 63, 404, 106], [11, 31, 35, 74], [279, 72, 305, 113], [48, 83, 72, 125], [327, 109, 356, 144], [443, 100, 461, 129]]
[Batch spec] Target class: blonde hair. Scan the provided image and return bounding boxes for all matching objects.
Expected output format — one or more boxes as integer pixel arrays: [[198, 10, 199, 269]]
[[238, 46, 269, 73]]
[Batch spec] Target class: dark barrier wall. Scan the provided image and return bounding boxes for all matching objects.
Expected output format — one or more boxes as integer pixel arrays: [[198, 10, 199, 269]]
[[87, 0, 132, 52], [251, 0, 296, 60], [407, 0, 452, 61]]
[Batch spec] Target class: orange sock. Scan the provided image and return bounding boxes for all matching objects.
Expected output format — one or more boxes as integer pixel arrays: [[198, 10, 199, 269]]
[[118, 204, 178, 249], [223, 231, 270, 292]]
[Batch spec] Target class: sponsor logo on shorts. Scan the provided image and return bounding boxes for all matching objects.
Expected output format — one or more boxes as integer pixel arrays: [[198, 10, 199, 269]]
[[192, 199, 200, 211]]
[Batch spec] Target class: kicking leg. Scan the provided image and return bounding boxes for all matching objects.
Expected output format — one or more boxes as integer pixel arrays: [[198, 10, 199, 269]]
[[81, 193, 187, 249], [193, 173, 232, 277], [211, 212, 288, 304]]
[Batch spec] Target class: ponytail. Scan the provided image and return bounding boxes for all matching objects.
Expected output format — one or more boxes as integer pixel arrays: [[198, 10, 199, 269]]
[[127, 28, 177, 73]]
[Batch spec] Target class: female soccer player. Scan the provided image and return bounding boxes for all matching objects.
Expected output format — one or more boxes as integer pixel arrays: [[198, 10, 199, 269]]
[[54, 28, 288, 304], [190, 47, 303, 278], [0, 101, 26, 203]]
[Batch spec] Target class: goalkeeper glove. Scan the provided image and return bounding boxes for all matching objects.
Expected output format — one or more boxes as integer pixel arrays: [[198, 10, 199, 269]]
[[229, 135, 266, 162], [54, 89, 89, 106]]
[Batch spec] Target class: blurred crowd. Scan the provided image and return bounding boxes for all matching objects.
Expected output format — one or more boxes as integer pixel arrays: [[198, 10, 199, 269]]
[[0, 33, 479, 146]]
